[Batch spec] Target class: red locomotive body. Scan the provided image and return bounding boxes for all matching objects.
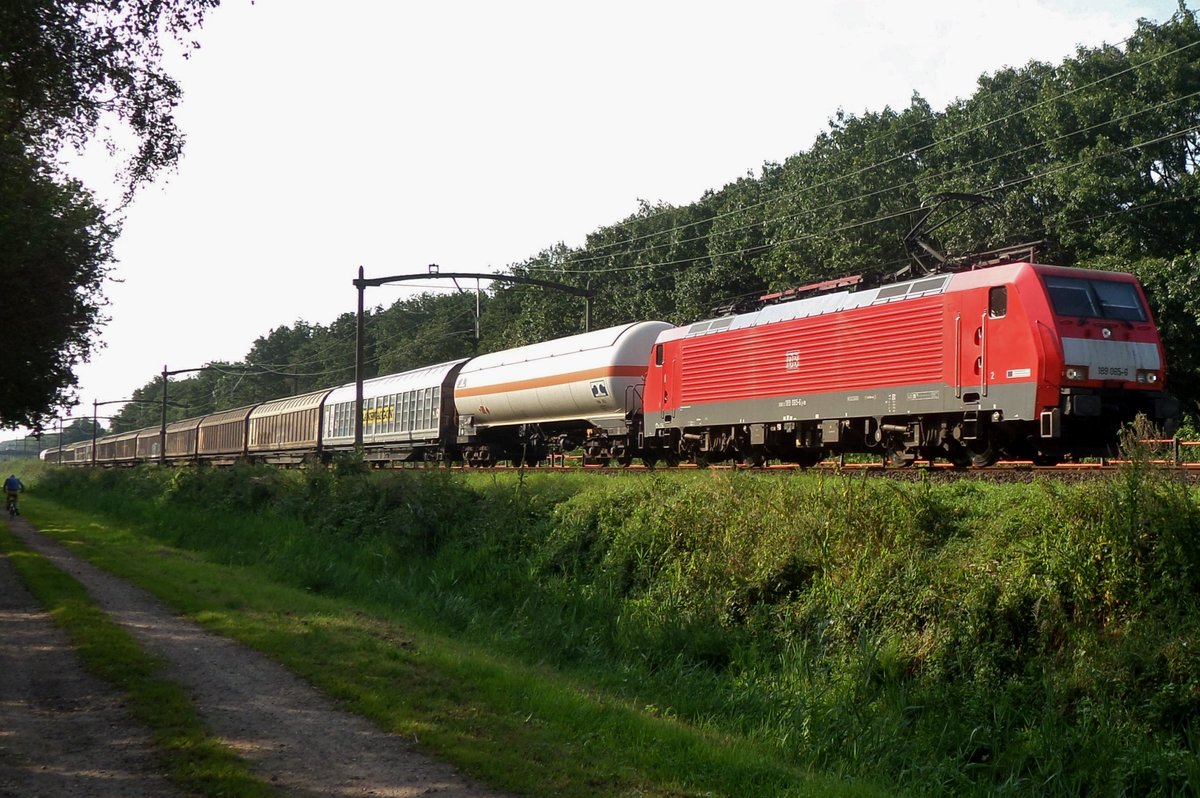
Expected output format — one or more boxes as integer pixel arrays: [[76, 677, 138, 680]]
[[644, 262, 1176, 465]]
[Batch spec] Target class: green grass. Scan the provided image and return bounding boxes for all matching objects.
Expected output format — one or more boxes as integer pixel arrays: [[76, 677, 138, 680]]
[[19, 460, 1200, 796], [18, 493, 879, 798], [0, 520, 280, 798]]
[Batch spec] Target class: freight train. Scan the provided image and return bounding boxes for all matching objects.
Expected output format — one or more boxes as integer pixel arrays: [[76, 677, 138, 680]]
[[45, 260, 1179, 469]]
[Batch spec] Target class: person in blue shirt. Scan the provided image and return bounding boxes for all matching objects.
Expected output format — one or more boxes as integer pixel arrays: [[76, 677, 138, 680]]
[[4, 474, 24, 516]]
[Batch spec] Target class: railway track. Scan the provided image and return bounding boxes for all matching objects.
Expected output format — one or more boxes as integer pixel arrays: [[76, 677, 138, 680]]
[[444, 457, 1200, 482]]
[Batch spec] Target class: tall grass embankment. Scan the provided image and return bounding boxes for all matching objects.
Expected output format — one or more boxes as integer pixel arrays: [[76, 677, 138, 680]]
[[28, 461, 1200, 797]]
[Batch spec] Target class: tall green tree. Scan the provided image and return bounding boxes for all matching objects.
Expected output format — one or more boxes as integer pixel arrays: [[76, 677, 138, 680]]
[[0, 139, 114, 428], [0, 0, 219, 429]]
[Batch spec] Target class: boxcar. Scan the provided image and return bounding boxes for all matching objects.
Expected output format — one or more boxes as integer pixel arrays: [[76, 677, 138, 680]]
[[65, 440, 92, 464], [100, 430, 140, 465], [135, 427, 162, 462], [247, 389, 331, 464], [165, 417, 204, 463], [322, 359, 468, 462], [197, 404, 257, 464]]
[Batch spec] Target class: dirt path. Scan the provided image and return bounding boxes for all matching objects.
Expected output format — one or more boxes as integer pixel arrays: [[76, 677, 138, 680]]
[[1, 516, 514, 798]]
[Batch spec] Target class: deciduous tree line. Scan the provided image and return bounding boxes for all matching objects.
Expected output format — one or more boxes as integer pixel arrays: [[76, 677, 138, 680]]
[[4, 5, 1197, 432]]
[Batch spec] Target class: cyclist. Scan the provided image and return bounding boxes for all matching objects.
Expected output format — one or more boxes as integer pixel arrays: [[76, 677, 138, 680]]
[[4, 474, 24, 516]]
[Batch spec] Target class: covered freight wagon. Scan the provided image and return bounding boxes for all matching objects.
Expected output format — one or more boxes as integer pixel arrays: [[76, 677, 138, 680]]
[[247, 389, 331, 464], [322, 359, 467, 462], [197, 404, 257, 464]]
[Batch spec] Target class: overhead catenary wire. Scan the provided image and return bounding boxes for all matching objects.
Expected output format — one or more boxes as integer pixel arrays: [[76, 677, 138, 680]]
[[520, 28, 1200, 276], [526, 89, 1200, 278], [524, 121, 1199, 279]]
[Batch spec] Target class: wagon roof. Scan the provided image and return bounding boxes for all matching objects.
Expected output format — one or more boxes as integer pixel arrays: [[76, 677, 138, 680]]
[[461, 321, 672, 373], [325, 359, 467, 405], [165, 416, 205, 434], [249, 389, 332, 418], [198, 404, 258, 427]]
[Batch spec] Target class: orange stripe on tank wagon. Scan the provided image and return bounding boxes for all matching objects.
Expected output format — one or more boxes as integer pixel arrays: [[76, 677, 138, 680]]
[[455, 365, 647, 398]]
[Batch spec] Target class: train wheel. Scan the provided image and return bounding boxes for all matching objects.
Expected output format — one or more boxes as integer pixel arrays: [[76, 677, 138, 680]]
[[1023, 444, 1060, 466], [794, 449, 821, 468], [965, 440, 997, 468], [944, 441, 973, 469]]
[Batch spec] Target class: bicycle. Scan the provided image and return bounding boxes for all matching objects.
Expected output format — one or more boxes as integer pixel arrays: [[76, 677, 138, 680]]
[[6, 494, 18, 517]]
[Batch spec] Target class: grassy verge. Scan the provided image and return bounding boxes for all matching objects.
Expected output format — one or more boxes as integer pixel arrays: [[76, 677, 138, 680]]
[[18, 494, 877, 798], [22, 460, 1200, 796], [0, 520, 279, 798]]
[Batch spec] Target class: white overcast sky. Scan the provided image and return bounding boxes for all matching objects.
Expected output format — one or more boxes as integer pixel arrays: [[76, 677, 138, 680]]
[[13, 0, 1190, 437]]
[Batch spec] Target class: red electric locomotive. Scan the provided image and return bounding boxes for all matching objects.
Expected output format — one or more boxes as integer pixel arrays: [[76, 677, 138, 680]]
[[642, 261, 1178, 466]]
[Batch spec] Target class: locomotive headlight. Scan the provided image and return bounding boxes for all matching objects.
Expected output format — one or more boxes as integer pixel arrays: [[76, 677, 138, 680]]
[[1064, 365, 1088, 381], [1136, 369, 1160, 384]]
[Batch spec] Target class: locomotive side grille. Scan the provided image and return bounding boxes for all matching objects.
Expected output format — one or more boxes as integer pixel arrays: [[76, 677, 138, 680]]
[[679, 301, 945, 403]]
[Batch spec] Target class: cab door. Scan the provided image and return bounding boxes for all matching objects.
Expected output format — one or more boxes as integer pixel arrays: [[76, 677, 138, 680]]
[[656, 343, 671, 423], [955, 285, 1006, 404], [981, 285, 1008, 398]]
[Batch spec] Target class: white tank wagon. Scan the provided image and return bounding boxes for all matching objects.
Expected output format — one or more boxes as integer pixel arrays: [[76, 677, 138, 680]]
[[322, 359, 468, 462], [453, 321, 673, 465]]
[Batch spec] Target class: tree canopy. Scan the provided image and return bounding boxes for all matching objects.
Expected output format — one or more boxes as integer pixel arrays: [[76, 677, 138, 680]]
[[0, 0, 219, 429], [108, 7, 1200, 431]]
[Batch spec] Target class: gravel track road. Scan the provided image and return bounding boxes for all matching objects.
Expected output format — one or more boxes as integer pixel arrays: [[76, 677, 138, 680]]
[[1, 516, 514, 798]]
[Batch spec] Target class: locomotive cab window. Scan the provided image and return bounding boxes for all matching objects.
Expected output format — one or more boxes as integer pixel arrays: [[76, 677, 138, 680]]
[[1044, 275, 1147, 322], [989, 287, 1007, 318], [655, 343, 664, 366]]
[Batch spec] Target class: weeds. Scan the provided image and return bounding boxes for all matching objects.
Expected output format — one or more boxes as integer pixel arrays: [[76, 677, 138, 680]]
[[29, 463, 1200, 797]]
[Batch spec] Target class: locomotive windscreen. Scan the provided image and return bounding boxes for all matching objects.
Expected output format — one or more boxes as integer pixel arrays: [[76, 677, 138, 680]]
[[1043, 275, 1147, 322]]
